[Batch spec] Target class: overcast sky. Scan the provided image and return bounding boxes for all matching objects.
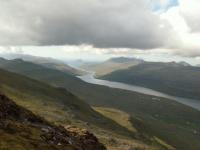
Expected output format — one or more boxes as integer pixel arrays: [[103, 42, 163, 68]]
[[0, 0, 200, 64]]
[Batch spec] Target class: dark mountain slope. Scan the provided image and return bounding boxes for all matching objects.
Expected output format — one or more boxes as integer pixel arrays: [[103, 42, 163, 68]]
[[0, 63, 164, 149], [101, 61, 200, 99], [0, 94, 106, 150], [1, 58, 200, 149], [0, 54, 85, 75], [0, 58, 82, 88], [0, 68, 134, 138]]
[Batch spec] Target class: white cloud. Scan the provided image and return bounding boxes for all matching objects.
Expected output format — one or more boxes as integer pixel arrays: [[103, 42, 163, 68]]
[[0, 46, 24, 54], [161, 7, 189, 33], [159, 0, 200, 57], [179, 0, 200, 32]]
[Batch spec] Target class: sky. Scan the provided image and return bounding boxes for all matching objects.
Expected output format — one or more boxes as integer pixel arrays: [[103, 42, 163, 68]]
[[0, 0, 200, 64]]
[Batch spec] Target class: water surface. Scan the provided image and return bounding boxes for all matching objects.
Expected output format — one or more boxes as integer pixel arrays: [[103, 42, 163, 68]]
[[78, 73, 200, 111]]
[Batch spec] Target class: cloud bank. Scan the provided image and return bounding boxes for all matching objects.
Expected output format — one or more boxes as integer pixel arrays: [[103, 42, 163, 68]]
[[0, 0, 199, 58], [0, 0, 176, 49]]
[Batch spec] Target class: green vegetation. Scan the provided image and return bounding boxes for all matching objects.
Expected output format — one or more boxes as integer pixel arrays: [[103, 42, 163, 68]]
[[94, 107, 176, 150], [81, 57, 143, 76], [101, 61, 200, 99], [0, 121, 74, 150], [0, 68, 135, 137], [39, 62, 85, 76], [0, 68, 164, 150], [0, 94, 106, 150], [94, 107, 137, 132], [0, 58, 200, 150], [0, 54, 85, 75]]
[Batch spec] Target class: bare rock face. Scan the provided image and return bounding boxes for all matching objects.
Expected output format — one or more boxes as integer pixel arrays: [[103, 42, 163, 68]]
[[0, 94, 106, 150], [40, 125, 106, 150], [65, 126, 106, 150]]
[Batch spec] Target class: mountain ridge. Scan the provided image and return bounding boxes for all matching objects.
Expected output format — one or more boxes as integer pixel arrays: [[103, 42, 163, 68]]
[[0, 57, 200, 150], [100, 61, 200, 99], [81, 57, 144, 76], [0, 68, 164, 150], [0, 54, 85, 75]]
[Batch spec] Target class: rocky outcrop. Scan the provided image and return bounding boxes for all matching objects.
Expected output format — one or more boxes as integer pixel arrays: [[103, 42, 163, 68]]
[[65, 125, 106, 150], [0, 94, 106, 150], [0, 94, 46, 123]]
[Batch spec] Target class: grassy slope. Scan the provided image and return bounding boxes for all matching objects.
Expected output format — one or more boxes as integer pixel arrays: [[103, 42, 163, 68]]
[[0, 94, 75, 150], [94, 107, 175, 150], [94, 107, 137, 133], [0, 94, 107, 150], [0, 69, 136, 139], [81, 58, 142, 76], [78, 86, 200, 150], [101, 62, 200, 99], [0, 59, 200, 150], [0, 54, 85, 75], [39, 62, 85, 75], [0, 68, 162, 150]]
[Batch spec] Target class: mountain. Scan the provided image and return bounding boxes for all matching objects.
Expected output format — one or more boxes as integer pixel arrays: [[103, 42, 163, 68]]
[[178, 61, 191, 67], [0, 94, 106, 150], [0, 68, 135, 136], [0, 57, 85, 89], [0, 54, 85, 75], [81, 57, 144, 76], [0, 67, 163, 150], [100, 61, 200, 99], [109, 57, 143, 63], [0, 58, 200, 150]]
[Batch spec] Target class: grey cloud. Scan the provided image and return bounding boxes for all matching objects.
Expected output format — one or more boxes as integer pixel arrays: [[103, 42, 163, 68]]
[[182, 14, 200, 32], [0, 0, 175, 49], [179, 1, 200, 32]]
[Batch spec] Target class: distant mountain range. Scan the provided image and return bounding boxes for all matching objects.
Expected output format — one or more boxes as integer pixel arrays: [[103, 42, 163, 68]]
[[100, 61, 200, 99], [0, 54, 85, 75], [109, 57, 144, 63], [81, 57, 144, 76]]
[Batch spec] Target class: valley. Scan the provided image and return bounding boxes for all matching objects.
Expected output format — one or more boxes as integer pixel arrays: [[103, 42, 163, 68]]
[[78, 73, 200, 111], [0, 57, 200, 150], [100, 61, 200, 100], [0, 67, 165, 150], [0, 1, 199, 150]]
